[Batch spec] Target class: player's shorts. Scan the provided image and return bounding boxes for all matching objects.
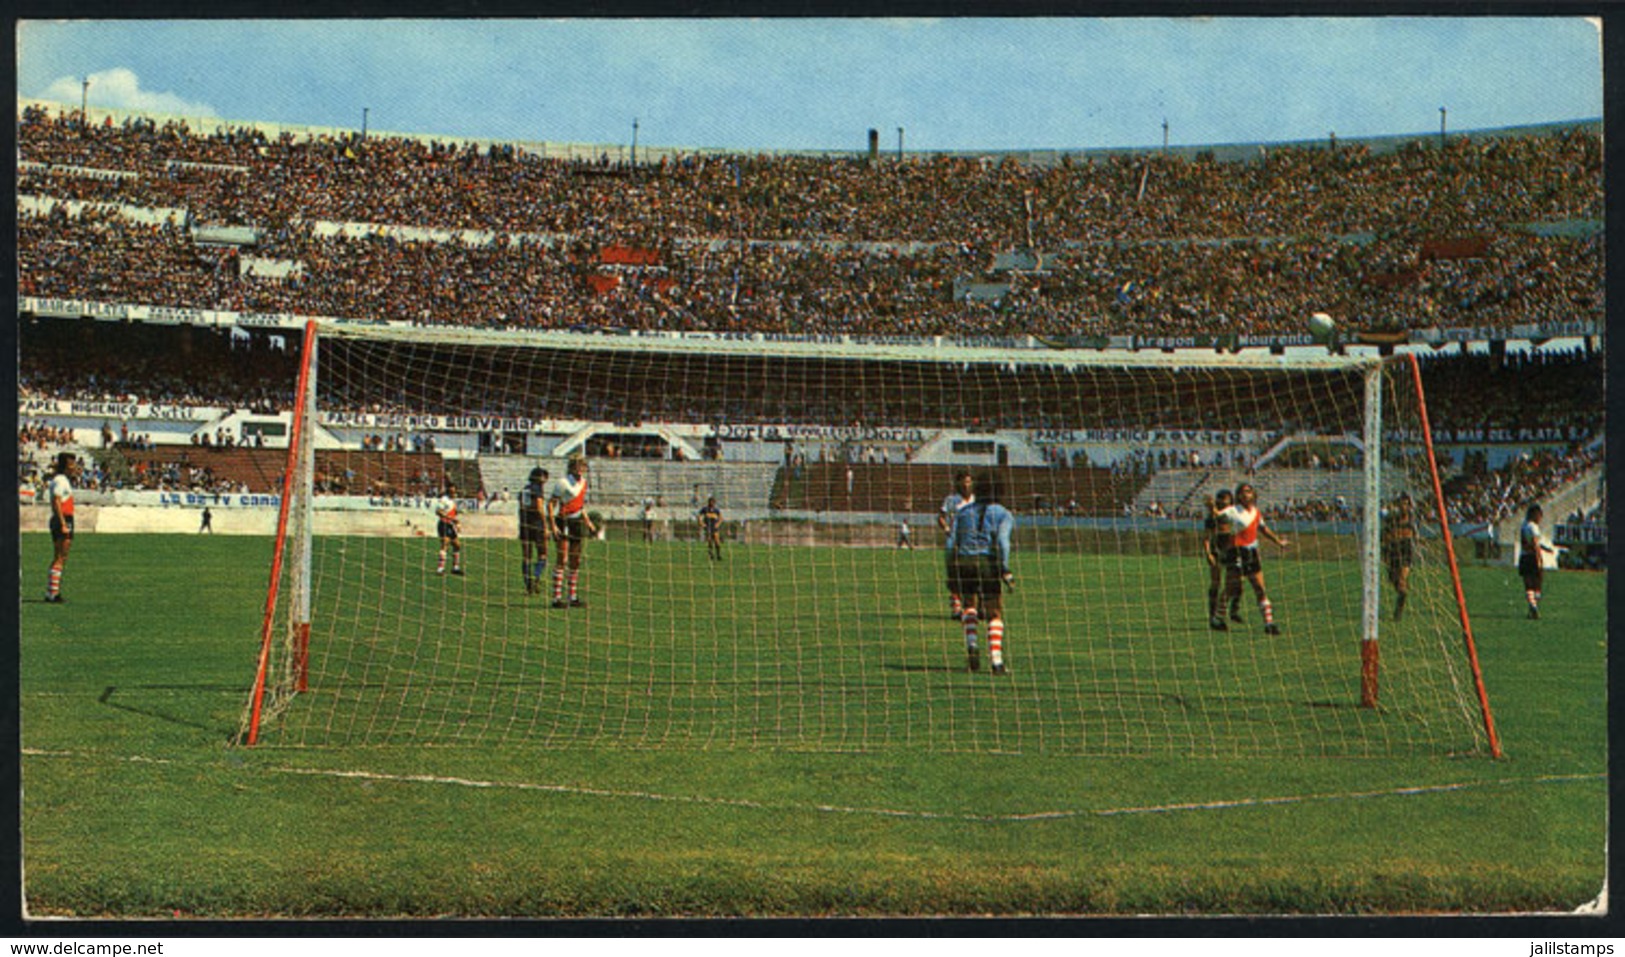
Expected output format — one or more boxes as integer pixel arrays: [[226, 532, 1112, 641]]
[[437, 519, 459, 541], [1211, 543, 1237, 570], [703, 521, 722, 538], [1231, 545, 1263, 577], [49, 515, 74, 541], [947, 556, 1004, 600], [1383, 538, 1415, 569], [520, 519, 547, 545], [1518, 553, 1543, 585], [558, 515, 589, 543]]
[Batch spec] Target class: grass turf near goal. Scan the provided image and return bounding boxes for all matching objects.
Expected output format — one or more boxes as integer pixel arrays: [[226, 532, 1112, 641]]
[[256, 534, 1485, 756]]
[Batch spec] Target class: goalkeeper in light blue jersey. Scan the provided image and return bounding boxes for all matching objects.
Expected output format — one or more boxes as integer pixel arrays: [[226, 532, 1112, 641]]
[[945, 473, 1016, 675]]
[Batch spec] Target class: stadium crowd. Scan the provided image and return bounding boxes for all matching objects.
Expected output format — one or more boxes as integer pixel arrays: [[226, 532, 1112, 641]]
[[1443, 442, 1603, 526], [17, 105, 1603, 339], [15, 105, 1603, 524]]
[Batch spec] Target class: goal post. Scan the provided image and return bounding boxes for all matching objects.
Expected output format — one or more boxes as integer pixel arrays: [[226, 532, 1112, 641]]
[[1401, 352, 1501, 757], [238, 324, 1500, 757], [243, 320, 319, 745]]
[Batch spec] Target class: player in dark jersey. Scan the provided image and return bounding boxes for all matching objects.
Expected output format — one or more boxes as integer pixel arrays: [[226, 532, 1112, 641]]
[[518, 466, 550, 595], [946, 473, 1016, 674], [1381, 492, 1417, 621], [938, 469, 976, 621], [697, 497, 724, 561], [1202, 488, 1241, 630]]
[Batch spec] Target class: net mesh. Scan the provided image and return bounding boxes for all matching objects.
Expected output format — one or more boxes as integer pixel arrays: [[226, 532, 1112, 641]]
[[243, 329, 1490, 757]]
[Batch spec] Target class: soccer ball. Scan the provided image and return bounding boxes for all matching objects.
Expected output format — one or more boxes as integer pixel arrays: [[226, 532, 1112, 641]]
[[1307, 312, 1336, 342]]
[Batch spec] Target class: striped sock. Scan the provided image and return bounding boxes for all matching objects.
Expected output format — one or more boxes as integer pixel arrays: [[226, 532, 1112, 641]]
[[437, 550, 446, 573], [962, 608, 978, 649], [988, 618, 1005, 666], [568, 570, 579, 601], [1260, 598, 1274, 625], [47, 567, 61, 598], [951, 595, 963, 617], [553, 567, 565, 600]]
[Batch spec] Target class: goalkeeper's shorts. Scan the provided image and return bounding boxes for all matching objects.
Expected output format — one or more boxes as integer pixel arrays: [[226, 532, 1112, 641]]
[[947, 556, 1004, 600]]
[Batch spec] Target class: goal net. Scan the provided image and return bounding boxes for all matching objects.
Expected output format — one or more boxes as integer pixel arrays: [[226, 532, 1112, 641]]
[[241, 325, 1498, 757]]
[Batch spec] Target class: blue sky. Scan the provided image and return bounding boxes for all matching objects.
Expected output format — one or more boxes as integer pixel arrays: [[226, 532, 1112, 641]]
[[16, 18, 1604, 152]]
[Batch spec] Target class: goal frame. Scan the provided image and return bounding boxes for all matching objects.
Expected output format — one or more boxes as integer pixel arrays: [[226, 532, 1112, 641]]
[[239, 323, 1501, 757]]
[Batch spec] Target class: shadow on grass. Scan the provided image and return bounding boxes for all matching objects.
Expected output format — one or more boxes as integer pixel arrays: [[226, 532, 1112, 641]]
[[99, 684, 243, 737]]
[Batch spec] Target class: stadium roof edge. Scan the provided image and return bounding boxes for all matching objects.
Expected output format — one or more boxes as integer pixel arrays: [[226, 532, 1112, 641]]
[[310, 320, 1387, 372], [18, 96, 1602, 167]]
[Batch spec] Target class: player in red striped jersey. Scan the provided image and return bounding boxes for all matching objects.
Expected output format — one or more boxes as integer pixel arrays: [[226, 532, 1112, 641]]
[[45, 452, 80, 603], [435, 483, 464, 576], [547, 455, 597, 608], [1208, 482, 1289, 635]]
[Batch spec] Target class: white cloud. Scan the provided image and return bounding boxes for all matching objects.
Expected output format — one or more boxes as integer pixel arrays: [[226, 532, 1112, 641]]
[[38, 67, 217, 117]]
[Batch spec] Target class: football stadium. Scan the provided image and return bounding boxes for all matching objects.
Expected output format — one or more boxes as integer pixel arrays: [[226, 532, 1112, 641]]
[[14, 38, 1606, 921]]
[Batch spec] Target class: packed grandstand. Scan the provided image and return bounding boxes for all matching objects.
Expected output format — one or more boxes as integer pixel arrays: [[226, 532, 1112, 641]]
[[15, 99, 1605, 564]]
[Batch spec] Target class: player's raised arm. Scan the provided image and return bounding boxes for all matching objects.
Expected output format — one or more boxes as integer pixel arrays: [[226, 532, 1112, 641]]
[[1261, 515, 1289, 549]]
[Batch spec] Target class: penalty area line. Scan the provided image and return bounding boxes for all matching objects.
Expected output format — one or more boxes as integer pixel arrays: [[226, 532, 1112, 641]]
[[21, 749, 1602, 824]]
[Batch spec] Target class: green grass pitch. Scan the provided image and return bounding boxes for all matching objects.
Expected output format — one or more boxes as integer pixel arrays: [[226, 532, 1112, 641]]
[[17, 532, 1608, 917]]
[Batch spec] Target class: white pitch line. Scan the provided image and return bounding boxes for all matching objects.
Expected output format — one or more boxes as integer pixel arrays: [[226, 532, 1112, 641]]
[[21, 748, 1604, 823]]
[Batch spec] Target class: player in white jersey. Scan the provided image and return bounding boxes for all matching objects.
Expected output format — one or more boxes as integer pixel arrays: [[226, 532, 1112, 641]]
[[45, 452, 80, 603], [435, 483, 464, 576], [547, 455, 597, 608], [1518, 504, 1556, 620]]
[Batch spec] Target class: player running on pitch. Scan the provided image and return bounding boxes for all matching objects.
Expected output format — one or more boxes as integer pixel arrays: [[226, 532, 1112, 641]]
[[946, 472, 1016, 674], [518, 466, 550, 594], [697, 496, 724, 561], [547, 455, 597, 608], [1208, 482, 1288, 635]]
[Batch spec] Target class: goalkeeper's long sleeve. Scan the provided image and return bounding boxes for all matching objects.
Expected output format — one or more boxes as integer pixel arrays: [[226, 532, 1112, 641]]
[[993, 507, 1015, 574]]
